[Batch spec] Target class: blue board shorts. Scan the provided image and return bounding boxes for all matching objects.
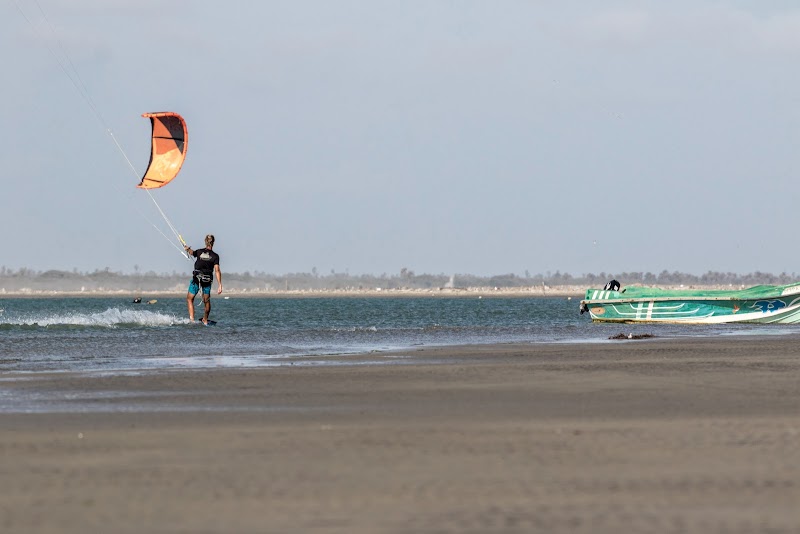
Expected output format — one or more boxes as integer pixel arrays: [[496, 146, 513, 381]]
[[188, 274, 212, 296], [188, 280, 211, 296]]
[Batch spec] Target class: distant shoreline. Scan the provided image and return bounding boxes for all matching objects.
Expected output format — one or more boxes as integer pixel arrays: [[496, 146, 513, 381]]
[[0, 287, 583, 298], [0, 284, 753, 299]]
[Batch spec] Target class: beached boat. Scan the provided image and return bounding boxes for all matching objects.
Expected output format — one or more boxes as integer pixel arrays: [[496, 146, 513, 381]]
[[579, 282, 800, 324]]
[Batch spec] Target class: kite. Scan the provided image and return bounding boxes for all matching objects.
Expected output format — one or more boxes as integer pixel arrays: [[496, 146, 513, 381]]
[[137, 112, 188, 189]]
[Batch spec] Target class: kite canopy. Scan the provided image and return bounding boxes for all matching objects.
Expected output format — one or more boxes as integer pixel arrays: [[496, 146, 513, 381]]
[[137, 112, 188, 189]]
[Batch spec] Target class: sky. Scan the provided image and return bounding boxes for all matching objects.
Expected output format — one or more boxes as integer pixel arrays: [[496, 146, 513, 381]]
[[3, 1, 800, 277]]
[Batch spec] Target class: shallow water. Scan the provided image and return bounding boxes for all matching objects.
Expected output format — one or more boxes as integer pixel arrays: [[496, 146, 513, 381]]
[[0, 296, 797, 373]]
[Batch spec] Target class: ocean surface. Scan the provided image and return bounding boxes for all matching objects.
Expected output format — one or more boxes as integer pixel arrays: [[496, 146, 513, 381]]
[[1, 295, 799, 375]]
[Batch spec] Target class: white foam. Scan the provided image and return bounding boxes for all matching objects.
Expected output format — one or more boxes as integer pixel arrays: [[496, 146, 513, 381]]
[[0, 307, 188, 328]]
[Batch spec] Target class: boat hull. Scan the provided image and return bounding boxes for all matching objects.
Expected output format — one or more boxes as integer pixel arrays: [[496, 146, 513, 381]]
[[580, 283, 800, 324]]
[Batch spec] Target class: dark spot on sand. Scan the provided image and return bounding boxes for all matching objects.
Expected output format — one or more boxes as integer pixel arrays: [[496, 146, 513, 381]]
[[609, 333, 656, 340]]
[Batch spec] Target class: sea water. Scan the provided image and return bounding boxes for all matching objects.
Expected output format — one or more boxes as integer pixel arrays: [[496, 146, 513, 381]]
[[0, 296, 797, 374]]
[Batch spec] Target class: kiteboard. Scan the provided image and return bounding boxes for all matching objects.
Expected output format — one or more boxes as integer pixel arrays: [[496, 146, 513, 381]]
[[201, 320, 217, 327]]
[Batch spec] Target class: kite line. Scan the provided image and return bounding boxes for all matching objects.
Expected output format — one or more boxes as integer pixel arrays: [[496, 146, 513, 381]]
[[11, 0, 189, 258]]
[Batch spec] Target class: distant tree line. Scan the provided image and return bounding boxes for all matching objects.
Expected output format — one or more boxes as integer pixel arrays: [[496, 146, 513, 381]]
[[0, 266, 797, 293]]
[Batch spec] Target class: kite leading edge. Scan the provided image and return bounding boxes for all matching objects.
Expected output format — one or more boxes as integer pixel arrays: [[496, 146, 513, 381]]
[[137, 111, 188, 189]]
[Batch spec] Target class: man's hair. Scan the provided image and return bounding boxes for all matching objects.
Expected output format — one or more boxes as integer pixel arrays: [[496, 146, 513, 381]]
[[205, 234, 215, 247]]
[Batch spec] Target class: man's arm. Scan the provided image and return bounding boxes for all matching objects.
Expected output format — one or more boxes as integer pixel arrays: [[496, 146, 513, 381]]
[[215, 264, 223, 294]]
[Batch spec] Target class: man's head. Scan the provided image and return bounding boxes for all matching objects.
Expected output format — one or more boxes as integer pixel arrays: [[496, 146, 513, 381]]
[[205, 234, 215, 248]]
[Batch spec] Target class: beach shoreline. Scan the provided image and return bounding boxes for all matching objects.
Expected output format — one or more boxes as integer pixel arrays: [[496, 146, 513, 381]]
[[0, 286, 582, 298], [0, 283, 759, 299], [2, 337, 800, 533]]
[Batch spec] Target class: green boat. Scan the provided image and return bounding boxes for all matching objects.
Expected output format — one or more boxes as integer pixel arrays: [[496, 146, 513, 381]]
[[579, 282, 800, 324]]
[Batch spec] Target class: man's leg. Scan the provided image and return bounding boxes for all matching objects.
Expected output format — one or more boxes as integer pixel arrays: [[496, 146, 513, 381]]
[[187, 292, 196, 321], [202, 293, 211, 324]]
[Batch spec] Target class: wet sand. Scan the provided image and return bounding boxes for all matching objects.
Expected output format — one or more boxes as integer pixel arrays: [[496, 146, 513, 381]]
[[2, 337, 800, 533]]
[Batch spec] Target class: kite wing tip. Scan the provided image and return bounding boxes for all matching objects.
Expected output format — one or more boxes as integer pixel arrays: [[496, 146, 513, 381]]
[[142, 111, 183, 119]]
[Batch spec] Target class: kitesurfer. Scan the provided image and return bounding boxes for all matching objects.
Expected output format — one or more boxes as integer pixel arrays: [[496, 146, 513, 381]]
[[184, 234, 223, 324], [604, 279, 621, 291]]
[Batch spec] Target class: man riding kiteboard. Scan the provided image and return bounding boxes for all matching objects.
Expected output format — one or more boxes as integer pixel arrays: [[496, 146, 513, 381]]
[[184, 234, 223, 324]]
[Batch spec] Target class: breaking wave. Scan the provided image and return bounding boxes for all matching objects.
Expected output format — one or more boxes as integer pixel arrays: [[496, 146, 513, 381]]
[[0, 308, 187, 328]]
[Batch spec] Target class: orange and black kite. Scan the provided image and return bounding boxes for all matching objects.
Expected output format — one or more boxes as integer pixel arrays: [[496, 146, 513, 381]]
[[137, 112, 188, 189]]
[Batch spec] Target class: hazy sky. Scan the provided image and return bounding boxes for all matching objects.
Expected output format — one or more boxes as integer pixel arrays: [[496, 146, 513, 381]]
[[3, 1, 800, 277]]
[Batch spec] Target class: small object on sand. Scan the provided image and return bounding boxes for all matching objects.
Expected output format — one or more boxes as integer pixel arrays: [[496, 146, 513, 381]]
[[609, 333, 655, 340]]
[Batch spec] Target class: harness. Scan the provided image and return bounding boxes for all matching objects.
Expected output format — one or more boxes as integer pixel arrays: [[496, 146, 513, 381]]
[[193, 270, 213, 285]]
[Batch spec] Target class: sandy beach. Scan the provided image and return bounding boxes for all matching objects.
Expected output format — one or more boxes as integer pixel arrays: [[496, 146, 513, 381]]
[[2, 337, 800, 533]]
